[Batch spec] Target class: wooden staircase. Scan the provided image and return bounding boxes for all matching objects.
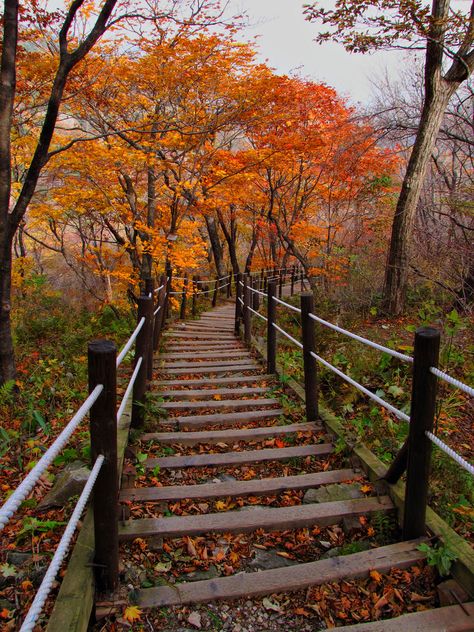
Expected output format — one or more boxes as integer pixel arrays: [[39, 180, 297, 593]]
[[118, 304, 474, 630]]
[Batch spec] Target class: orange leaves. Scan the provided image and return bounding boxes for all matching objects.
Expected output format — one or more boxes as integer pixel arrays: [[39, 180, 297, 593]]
[[123, 605, 142, 623]]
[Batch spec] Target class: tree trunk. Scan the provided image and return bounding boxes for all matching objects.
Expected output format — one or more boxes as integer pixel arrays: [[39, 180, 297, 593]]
[[382, 0, 466, 314], [217, 207, 239, 274], [205, 214, 226, 279], [0, 230, 15, 383]]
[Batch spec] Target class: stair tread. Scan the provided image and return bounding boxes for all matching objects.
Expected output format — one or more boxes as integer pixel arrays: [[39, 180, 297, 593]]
[[175, 408, 284, 428], [119, 495, 393, 539], [146, 442, 333, 469], [133, 538, 425, 607], [161, 397, 279, 410], [120, 468, 356, 502]]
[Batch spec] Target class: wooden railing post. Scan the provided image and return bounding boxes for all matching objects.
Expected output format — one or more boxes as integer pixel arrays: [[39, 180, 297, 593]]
[[227, 269, 232, 298], [88, 339, 119, 593], [300, 292, 319, 421], [192, 275, 198, 317], [252, 277, 260, 311], [212, 277, 219, 307], [278, 270, 283, 298], [132, 295, 153, 427], [165, 263, 172, 320], [144, 278, 154, 379], [267, 279, 277, 374], [153, 274, 166, 351], [403, 327, 440, 539], [300, 267, 304, 292], [291, 265, 295, 296], [180, 275, 188, 320], [243, 275, 251, 345], [234, 272, 243, 335]]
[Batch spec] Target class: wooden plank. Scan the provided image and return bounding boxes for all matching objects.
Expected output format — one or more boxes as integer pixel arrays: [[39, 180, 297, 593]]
[[163, 332, 237, 340], [160, 397, 279, 410], [146, 443, 333, 469], [120, 468, 356, 502], [175, 408, 284, 429], [141, 421, 319, 444], [157, 359, 257, 370], [157, 386, 270, 399], [119, 495, 394, 540], [158, 365, 260, 376], [133, 539, 425, 608], [161, 351, 249, 360], [335, 603, 474, 631], [153, 375, 275, 387], [164, 343, 244, 350]]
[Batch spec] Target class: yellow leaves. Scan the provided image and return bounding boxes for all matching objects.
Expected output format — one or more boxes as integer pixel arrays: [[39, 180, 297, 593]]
[[123, 605, 142, 623], [20, 580, 33, 591], [360, 484, 372, 494]]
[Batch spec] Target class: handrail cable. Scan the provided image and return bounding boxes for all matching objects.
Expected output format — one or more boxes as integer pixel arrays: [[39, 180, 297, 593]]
[[154, 304, 161, 317], [425, 431, 474, 476], [248, 305, 268, 322], [272, 322, 303, 349], [0, 384, 104, 531], [272, 295, 302, 314], [117, 357, 143, 423], [430, 367, 474, 398], [247, 286, 266, 298], [20, 455, 105, 632], [116, 317, 145, 367], [153, 283, 165, 294], [309, 313, 413, 363], [309, 350, 410, 422]]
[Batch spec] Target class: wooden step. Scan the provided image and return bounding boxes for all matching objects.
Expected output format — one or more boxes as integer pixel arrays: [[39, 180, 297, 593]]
[[141, 421, 318, 444], [164, 343, 244, 350], [160, 351, 249, 360], [120, 468, 355, 502], [163, 332, 237, 340], [174, 408, 284, 429], [132, 538, 425, 608], [118, 495, 393, 540], [157, 386, 270, 399], [176, 324, 234, 331], [336, 602, 474, 631], [160, 397, 279, 410], [158, 365, 260, 376], [153, 375, 275, 388], [146, 443, 333, 469], [156, 359, 256, 370]]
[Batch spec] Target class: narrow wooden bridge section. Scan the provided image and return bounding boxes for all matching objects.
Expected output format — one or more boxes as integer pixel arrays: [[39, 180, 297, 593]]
[[116, 302, 473, 629]]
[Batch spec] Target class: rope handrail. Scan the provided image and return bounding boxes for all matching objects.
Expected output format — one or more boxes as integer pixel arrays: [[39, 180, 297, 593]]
[[153, 283, 165, 294], [238, 296, 244, 305], [0, 384, 104, 531], [248, 305, 268, 322], [116, 317, 145, 367], [20, 455, 105, 632], [154, 304, 161, 317], [426, 431, 474, 476], [430, 367, 474, 398], [117, 357, 143, 423], [248, 286, 266, 297], [273, 322, 303, 349], [309, 350, 410, 422], [309, 313, 413, 364], [272, 295, 302, 314]]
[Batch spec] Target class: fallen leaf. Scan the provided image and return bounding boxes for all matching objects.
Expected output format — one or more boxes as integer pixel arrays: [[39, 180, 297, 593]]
[[262, 597, 282, 613], [154, 561, 172, 573], [123, 605, 142, 622], [370, 570, 383, 583], [21, 580, 33, 591]]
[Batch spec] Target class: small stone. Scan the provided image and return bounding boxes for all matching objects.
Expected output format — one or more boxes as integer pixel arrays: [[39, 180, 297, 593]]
[[342, 515, 362, 534], [38, 461, 91, 509], [249, 549, 298, 570], [6, 551, 33, 566], [320, 547, 341, 559], [187, 611, 202, 629], [173, 471, 184, 480], [186, 565, 219, 582], [216, 473, 237, 483], [303, 483, 364, 505]]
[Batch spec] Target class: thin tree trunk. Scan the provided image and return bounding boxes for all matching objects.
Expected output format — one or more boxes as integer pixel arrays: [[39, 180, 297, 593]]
[[205, 214, 226, 279], [217, 207, 239, 274]]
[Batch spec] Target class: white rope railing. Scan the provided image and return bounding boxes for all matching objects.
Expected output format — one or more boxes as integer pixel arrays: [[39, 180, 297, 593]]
[[20, 455, 105, 632], [117, 357, 143, 424], [309, 313, 413, 363], [426, 431, 474, 476], [273, 295, 302, 314], [238, 296, 244, 305], [248, 305, 268, 322], [154, 304, 162, 317], [430, 367, 474, 398], [153, 283, 165, 294], [248, 286, 266, 297], [0, 384, 104, 531], [116, 317, 145, 367], [273, 322, 303, 349], [309, 351, 410, 422]]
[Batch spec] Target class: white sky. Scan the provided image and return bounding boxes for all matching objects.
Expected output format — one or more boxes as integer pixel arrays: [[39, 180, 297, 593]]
[[227, 0, 404, 105]]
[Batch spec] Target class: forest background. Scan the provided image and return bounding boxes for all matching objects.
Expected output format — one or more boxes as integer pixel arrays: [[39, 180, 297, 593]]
[[0, 0, 473, 576]]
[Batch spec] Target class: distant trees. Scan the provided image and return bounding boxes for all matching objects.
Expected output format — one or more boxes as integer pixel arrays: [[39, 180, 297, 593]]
[[305, 0, 474, 313]]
